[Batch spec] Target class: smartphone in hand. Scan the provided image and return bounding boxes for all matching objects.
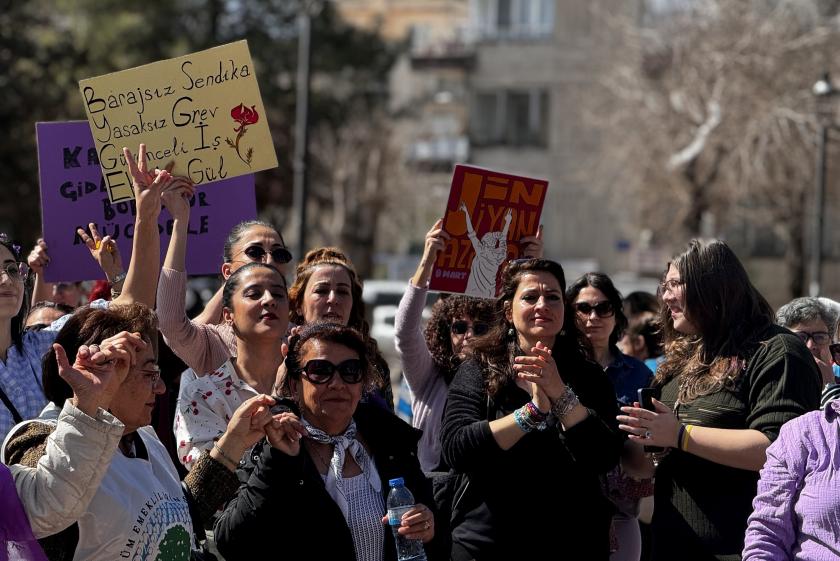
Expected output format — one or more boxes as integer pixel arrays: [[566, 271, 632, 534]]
[[637, 387, 664, 453]]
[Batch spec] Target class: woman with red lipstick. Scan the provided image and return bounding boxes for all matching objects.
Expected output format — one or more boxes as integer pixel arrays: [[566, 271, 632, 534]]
[[288, 247, 394, 410], [441, 258, 624, 560], [617, 240, 821, 561], [174, 262, 289, 469]]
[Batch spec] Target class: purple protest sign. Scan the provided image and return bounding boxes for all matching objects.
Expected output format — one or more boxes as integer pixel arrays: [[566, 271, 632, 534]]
[[36, 121, 257, 282]]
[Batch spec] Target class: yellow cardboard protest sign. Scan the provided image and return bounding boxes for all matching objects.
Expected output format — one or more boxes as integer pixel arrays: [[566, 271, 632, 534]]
[[79, 40, 277, 202]]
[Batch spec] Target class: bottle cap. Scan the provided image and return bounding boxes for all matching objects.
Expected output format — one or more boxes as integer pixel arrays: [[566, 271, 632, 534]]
[[388, 477, 405, 487]]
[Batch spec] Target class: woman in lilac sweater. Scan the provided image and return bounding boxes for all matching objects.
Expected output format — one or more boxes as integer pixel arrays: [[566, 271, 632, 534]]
[[743, 401, 840, 560], [395, 219, 541, 471]]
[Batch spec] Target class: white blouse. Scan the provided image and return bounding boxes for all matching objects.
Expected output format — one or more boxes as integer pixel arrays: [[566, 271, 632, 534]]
[[173, 360, 258, 470]]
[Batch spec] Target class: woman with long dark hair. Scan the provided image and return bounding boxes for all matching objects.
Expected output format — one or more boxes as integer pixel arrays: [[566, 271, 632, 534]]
[[395, 218, 525, 471], [567, 272, 653, 561], [441, 258, 623, 560], [617, 240, 821, 561]]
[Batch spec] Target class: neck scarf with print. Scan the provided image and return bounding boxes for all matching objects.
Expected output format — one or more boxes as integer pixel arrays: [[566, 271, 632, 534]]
[[302, 418, 381, 520]]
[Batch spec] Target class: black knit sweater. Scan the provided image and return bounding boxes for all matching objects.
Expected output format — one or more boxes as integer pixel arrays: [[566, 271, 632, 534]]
[[441, 355, 624, 560], [650, 325, 822, 561]]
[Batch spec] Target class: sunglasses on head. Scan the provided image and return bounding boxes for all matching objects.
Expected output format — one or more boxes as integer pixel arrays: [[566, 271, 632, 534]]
[[242, 245, 293, 265], [0, 262, 29, 282], [574, 301, 615, 318], [451, 320, 489, 336], [299, 358, 364, 385]]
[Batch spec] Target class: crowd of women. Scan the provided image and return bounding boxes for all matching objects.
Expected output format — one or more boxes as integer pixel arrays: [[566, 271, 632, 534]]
[[0, 143, 838, 561]]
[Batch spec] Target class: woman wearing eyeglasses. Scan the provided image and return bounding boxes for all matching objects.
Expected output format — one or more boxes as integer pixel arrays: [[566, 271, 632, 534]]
[[156, 186, 293, 374], [0, 145, 186, 443], [3, 303, 278, 561], [394, 219, 509, 471], [568, 272, 653, 561], [287, 247, 394, 411], [441, 258, 623, 560], [215, 322, 439, 561], [616, 240, 821, 561], [174, 262, 289, 469]]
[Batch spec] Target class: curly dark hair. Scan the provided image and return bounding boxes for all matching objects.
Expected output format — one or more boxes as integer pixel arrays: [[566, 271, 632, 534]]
[[469, 258, 592, 398], [566, 272, 629, 348], [424, 295, 496, 383], [281, 322, 377, 395], [654, 239, 774, 402]]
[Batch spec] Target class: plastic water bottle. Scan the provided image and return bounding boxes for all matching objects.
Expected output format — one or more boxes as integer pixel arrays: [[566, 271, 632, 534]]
[[387, 477, 428, 561]]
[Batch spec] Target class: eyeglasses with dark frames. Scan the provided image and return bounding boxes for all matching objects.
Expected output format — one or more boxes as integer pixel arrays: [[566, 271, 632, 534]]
[[299, 358, 364, 385], [574, 301, 615, 318], [450, 320, 490, 336], [794, 331, 831, 346]]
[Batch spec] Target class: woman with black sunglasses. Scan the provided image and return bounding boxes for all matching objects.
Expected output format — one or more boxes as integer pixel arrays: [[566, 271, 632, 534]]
[[394, 218, 540, 471], [215, 322, 441, 561], [174, 262, 289, 469], [156, 187, 292, 374], [568, 273, 654, 561], [567, 273, 653, 407]]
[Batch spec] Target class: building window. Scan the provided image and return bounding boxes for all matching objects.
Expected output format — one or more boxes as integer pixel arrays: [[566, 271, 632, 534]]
[[471, 89, 549, 147], [475, 0, 555, 39]]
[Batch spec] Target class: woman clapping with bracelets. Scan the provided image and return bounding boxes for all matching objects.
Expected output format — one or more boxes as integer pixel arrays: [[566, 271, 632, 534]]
[[441, 258, 624, 561]]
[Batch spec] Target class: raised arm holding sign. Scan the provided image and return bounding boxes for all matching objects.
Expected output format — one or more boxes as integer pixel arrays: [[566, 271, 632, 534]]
[[430, 165, 549, 297]]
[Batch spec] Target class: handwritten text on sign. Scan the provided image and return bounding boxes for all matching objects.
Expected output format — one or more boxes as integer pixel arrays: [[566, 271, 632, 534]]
[[78, 40, 276, 202], [36, 121, 257, 283], [430, 165, 548, 297]]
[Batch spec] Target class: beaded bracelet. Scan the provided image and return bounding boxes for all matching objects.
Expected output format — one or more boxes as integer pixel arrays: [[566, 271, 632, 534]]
[[514, 401, 549, 433]]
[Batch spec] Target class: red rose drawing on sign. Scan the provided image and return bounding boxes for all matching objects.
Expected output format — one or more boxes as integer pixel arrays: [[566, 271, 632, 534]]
[[226, 103, 259, 166]]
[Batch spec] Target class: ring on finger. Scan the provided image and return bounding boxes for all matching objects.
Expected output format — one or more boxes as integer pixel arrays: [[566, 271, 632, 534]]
[[644, 430, 652, 439], [424, 520, 431, 530]]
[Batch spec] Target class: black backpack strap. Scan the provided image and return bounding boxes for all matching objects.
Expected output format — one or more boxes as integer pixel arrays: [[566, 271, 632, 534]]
[[0, 384, 23, 424]]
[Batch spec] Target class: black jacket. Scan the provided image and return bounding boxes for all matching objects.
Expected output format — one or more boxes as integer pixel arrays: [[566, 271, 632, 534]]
[[441, 355, 624, 561], [215, 403, 440, 561]]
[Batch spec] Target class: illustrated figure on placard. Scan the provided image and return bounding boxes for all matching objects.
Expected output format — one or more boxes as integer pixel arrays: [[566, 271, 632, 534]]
[[461, 201, 512, 298]]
